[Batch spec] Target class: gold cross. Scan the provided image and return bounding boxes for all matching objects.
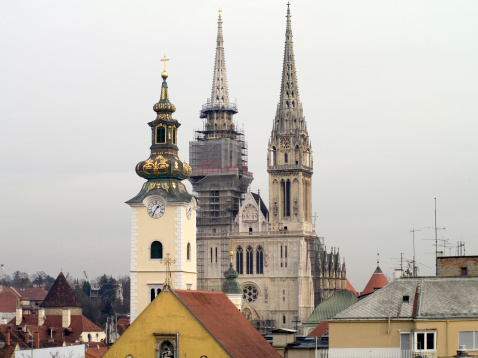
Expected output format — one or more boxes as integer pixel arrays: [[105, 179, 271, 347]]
[[161, 55, 169, 72], [219, 8, 222, 16], [162, 252, 176, 288]]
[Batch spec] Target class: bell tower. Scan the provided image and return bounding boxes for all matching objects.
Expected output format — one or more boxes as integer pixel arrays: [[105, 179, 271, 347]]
[[127, 59, 197, 322], [268, 4, 313, 232]]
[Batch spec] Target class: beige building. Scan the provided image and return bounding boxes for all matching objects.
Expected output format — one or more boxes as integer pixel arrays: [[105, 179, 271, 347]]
[[127, 67, 197, 322], [190, 6, 347, 332], [329, 277, 478, 357]]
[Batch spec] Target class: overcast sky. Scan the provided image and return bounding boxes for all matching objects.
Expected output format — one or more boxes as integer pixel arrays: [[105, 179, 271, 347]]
[[1, 0, 477, 291]]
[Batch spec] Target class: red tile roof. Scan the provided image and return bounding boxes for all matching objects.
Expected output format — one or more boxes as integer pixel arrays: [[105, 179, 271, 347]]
[[174, 290, 280, 358], [0, 343, 17, 358], [8, 314, 103, 344], [361, 266, 389, 297], [41, 272, 81, 309], [0, 287, 20, 313], [307, 321, 329, 337], [14, 287, 47, 301], [345, 279, 358, 296]]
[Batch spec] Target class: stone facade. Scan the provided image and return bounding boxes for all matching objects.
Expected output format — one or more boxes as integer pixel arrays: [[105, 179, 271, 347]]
[[192, 6, 347, 332], [437, 256, 478, 277]]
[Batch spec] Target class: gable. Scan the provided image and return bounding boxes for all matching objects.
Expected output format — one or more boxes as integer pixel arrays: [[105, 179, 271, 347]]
[[103, 290, 229, 358]]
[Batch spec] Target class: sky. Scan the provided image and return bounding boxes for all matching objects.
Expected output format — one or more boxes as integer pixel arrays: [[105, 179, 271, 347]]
[[1, 0, 477, 292]]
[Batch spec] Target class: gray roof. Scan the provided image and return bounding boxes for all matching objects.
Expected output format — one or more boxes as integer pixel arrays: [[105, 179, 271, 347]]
[[333, 277, 478, 321]]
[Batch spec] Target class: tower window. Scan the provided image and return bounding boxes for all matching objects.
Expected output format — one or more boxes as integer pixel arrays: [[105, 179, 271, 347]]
[[284, 153, 288, 163], [172, 127, 177, 144], [246, 246, 253, 274], [156, 125, 166, 144], [256, 246, 263, 274], [187, 242, 191, 261], [236, 246, 244, 274], [151, 241, 163, 259]]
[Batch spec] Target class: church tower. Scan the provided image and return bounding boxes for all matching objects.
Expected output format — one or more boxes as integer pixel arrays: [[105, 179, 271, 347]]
[[268, 4, 313, 232], [189, 11, 253, 290], [127, 60, 197, 322]]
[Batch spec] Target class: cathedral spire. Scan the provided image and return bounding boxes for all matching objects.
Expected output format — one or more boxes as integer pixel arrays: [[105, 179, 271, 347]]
[[211, 9, 230, 107]]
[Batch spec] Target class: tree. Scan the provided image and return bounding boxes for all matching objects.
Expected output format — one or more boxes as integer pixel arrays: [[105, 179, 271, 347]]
[[82, 281, 91, 296], [98, 275, 117, 303], [11, 271, 31, 287]]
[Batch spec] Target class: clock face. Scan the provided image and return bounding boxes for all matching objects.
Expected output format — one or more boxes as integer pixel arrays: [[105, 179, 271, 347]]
[[280, 137, 291, 149], [147, 200, 165, 219], [186, 205, 191, 220]]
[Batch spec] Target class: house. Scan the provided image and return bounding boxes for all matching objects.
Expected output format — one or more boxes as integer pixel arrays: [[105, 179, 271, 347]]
[[13, 287, 47, 314], [104, 287, 280, 357], [2, 272, 105, 355], [0, 287, 20, 324], [438, 255, 478, 277], [329, 276, 478, 357]]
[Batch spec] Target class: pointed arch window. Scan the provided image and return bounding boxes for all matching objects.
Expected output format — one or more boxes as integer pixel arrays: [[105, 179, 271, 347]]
[[246, 246, 253, 274], [272, 147, 277, 166], [256, 246, 264, 274], [284, 153, 288, 163], [151, 241, 163, 259], [236, 246, 244, 274]]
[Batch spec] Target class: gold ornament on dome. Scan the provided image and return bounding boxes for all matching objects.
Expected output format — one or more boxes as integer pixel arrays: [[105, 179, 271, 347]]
[[173, 162, 179, 176], [182, 162, 192, 176]]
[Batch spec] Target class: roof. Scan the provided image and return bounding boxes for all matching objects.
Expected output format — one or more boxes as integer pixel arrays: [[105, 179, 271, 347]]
[[307, 321, 329, 337], [304, 290, 357, 324], [40, 272, 81, 309], [174, 290, 280, 358], [345, 279, 357, 296], [334, 277, 478, 320], [360, 266, 389, 297], [14, 287, 48, 301], [8, 314, 103, 344], [0, 343, 17, 358], [0, 287, 20, 313], [251, 192, 269, 219]]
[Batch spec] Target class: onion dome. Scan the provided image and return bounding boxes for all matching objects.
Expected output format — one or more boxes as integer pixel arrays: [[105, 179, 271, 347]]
[[222, 251, 241, 294], [127, 58, 192, 204]]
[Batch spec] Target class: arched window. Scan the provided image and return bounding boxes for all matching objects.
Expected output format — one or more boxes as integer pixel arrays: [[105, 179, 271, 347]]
[[256, 246, 263, 274], [236, 246, 244, 274], [272, 147, 277, 166], [150, 289, 155, 302], [156, 125, 166, 144], [246, 246, 253, 274], [151, 241, 163, 259], [187, 242, 191, 261], [284, 153, 288, 163], [283, 316, 286, 324], [88, 334, 92, 342], [172, 127, 177, 144]]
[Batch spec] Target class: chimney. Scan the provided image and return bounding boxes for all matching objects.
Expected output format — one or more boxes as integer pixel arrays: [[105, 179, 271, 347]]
[[1, 318, 7, 325], [24, 330, 30, 344], [34, 331, 40, 349], [38, 308, 46, 326], [16, 308, 23, 325], [62, 308, 71, 328], [5, 331, 10, 345]]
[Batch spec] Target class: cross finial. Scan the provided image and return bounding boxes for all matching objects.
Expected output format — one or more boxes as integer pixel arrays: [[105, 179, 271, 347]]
[[377, 252, 380, 266], [219, 8, 222, 16], [287, 2, 290, 10], [161, 55, 169, 72], [162, 252, 176, 288]]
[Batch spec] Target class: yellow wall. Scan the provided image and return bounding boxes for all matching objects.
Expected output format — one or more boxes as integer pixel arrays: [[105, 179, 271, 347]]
[[330, 319, 478, 357], [103, 290, 229, 358], [329, 320, 413, 349]]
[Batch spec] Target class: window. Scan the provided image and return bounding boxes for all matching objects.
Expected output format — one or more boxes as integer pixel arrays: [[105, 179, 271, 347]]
[[151, 241, 163, 259], [281, 180, 291, 217], [462, 267, 468, 276], [283, 315, 286, 324], [88, 334, 91, 342], [459, 331, 478, 350], [186, 284, 192, 290], [284, 153, 288, 163], [172, 127, 177, 144], [236, 246, 244, 274], [149, 284, 163, 302], [256, 246, 263, 274], [242, 284, 258, 302], [156, 125, 166, 144], [215, 247, 218, 263], [246, 246, 253, 274], [415, 331, 436, 351], [400, 333, 410, 351], [210, 247, 213, 263], [187, 242, 191, 261]]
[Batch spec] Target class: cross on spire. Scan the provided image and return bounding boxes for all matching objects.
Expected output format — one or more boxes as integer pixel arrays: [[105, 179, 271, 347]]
[[161, 55, 169, 72], [287, 2, 290, 10], [162, 252, 176, 288]]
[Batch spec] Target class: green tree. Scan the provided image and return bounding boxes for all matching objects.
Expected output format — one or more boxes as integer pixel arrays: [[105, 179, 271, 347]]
[[12, 271, 31, 287]]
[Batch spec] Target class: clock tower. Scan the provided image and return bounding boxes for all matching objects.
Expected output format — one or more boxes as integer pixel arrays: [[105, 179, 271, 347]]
[[127, 60, 197, 322]]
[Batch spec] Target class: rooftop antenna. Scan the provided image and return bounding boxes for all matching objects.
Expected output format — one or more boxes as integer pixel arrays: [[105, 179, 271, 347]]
[[410, 228, 421, 276], [434, 198, 446, 275]]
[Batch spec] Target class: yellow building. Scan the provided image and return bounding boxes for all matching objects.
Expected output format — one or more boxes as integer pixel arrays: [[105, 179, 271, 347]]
[[103, 287, 280, 358], [329, 277, 478, 357], [126, 64, 197, 322]]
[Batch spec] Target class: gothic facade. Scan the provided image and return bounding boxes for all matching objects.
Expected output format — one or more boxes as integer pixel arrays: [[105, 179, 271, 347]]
[[189, 7, 346, 331]]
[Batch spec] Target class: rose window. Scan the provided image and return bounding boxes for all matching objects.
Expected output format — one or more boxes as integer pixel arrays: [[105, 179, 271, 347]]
[[242, 284, 259, 303]]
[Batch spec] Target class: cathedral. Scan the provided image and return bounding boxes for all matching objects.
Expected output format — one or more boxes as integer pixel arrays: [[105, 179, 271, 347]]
[[188, 6, 347, 330]]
